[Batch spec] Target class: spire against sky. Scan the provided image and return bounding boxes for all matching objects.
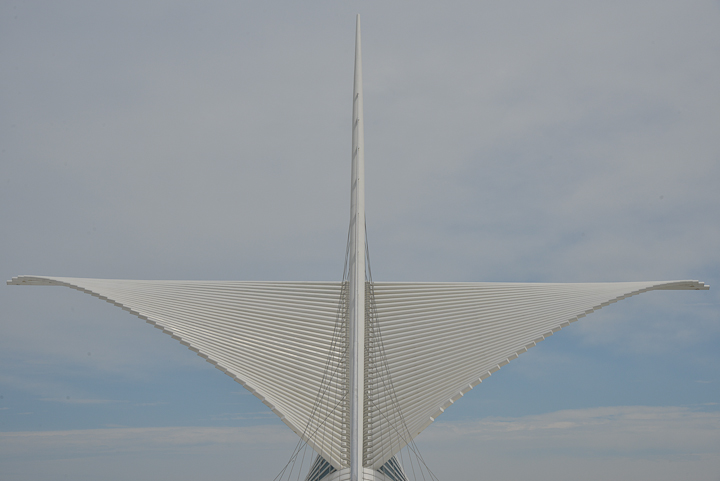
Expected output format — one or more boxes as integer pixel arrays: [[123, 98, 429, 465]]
[[4, 12, 714, 481], [2, 5, 717, 480]]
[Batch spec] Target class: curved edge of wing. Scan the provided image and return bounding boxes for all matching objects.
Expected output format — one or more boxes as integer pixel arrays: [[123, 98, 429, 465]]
[[417, 279, 709, 430], [7, 274, 338, 464], [365, 279, 708, 468]]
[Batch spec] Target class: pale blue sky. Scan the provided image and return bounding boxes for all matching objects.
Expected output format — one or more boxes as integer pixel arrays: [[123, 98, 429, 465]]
[[1, 1, 719, 480]]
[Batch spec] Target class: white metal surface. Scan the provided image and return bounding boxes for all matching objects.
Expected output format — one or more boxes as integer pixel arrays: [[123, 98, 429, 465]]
[[7, 276, 349, 468], [8, 275, 708, 471], [363, 279, 708, 468], [319, 466, 398, 481], [348, 14, 366, 481]]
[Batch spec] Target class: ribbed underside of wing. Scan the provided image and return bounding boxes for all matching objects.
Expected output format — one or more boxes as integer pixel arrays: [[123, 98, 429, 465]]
[[364, 280, 708, 468], [10, 276, 708, 470], [8, 276, 349, 468]]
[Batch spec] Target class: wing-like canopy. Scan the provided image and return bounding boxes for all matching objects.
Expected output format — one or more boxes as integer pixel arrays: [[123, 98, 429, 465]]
[[8, 276, 349, 468], [9, 276, 708, 470], [364, 280, 708, 468]]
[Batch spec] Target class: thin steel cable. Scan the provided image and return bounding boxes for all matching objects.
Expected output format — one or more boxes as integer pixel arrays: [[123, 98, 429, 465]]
[[273, 223, 353, 481], [365, 222, 439, 481], [366, 227, 410, 476]]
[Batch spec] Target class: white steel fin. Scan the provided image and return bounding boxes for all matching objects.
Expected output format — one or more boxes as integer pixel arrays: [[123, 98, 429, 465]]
[[8, 275, 349, 469], [349, 13, 366, 481], [363, 279, 708, 468]]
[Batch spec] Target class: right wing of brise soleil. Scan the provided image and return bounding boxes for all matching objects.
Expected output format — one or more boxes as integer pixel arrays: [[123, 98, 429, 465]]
[[362, 280, 708, 468]]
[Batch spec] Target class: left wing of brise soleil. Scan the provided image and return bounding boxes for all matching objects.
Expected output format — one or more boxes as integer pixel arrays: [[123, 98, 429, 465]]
[[363, 280, 709, 469], [7, 276, 350, 469]]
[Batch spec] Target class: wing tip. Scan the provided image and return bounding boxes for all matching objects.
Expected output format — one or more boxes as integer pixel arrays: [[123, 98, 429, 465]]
[[7, 275, 60, 286], [654, 280, 709, 291]]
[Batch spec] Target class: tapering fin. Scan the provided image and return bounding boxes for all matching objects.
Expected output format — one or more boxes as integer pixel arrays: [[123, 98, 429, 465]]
[[348, 13, 367, 479], [8, 276, 349, 469], [363, 279, 708, 468]]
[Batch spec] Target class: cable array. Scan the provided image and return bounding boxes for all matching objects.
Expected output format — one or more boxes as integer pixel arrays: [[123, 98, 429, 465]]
[[364, 227, 439, 481], [272, 224, 354, 481]]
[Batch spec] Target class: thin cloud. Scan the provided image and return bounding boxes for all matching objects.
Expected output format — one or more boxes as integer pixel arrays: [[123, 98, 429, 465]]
[[1, 407, 718, 481], [0, 425, 295, 459], [40, 397, 124, 405], [416, 406, 720, 480], [422, 405, 720, 457], [210, 411, 276, 421]]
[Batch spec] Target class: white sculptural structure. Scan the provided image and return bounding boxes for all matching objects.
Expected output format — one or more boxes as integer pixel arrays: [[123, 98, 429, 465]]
[[8, 15, 709, 481]]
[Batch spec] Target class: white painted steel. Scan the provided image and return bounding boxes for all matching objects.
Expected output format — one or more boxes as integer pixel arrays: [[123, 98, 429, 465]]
[[363, 280, 708, 468], [348, 14, 366, 481], [320, 467, 396, 481], [7, 276, 349, 469], [9, 275, 708, 472]]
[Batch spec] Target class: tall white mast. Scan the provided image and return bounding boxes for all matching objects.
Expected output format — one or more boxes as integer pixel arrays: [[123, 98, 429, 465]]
[[348, 13, 366, 481]]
